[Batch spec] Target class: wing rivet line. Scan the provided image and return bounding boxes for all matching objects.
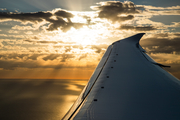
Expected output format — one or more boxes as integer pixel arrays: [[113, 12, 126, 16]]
[[94, 99, 98, 101]]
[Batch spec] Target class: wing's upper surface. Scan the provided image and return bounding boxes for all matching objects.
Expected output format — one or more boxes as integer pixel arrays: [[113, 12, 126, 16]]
[[62, 33, 180, 120]]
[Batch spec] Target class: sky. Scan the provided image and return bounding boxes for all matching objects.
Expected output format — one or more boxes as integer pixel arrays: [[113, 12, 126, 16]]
[[0, 0, 180, 79]]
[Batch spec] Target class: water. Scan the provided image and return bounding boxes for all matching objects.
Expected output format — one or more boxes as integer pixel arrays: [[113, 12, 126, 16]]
[[0, 79, 88, 120]]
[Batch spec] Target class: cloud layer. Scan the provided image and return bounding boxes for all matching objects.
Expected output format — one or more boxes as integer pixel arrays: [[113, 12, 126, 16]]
[[0, 1, 180, 79], [141, 33, 180, 53]]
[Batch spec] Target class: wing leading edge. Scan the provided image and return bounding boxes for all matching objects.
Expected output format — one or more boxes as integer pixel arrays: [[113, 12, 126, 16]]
[[63, 33, 180, 120]]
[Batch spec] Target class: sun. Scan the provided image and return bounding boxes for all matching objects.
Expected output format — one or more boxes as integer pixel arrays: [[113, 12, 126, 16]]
[[70, 27, 97, 46]]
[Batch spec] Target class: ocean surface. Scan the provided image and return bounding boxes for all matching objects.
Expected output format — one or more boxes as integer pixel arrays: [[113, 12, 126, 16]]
[[0, 79, 88, 120]]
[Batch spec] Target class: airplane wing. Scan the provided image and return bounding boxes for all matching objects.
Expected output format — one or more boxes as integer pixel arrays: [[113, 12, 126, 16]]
[[62, 33, 180, 120]]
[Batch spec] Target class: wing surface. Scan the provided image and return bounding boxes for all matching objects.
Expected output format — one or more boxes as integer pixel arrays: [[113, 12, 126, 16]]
[[63, 33, 180, 120]]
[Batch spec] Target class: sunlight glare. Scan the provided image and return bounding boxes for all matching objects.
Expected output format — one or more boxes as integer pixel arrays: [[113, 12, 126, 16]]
[[70, 27, 97, 46]]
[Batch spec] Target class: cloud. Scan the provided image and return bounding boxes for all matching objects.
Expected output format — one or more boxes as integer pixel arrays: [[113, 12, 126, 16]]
[[0, 11, 52, 23], [12, 25, 37, 30], [91, 45, 102, 53], [42, 54, 74, 62], [42, 54, 60, 61], [0, 9, 85, 32], [24, 31, 33, 35], [143, 5, 180, 10], [54, 10, 74, 18], [141, 5, 180, 15], [0, 59, 65, 70], [148, 53, 180, 79], [0, 42, 4, 48], [60, 54, 74, 62], [119, 25, 156, 31], [149, 10, 180, 15], [173, 22, 180, 27], [91, 1, 140, 22], [46, 17, 71, 31], [45, 10, 85, 31], [90, 44, 108, 53], [0, 53, 74, 70], [0, 53, 28, 60], [8, 30, 19, 33], [0, 34, 7, 37], [79, 54, 87, 61], [24, 39, 58, 44], [65, 46, 72, 52], [27, 54, 43, 60], [141, 33, 180, 53], [72, 45, 84, 49]]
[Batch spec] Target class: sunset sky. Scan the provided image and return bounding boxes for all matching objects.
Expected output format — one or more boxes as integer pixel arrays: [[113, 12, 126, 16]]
[[0, 0, 180, 79]]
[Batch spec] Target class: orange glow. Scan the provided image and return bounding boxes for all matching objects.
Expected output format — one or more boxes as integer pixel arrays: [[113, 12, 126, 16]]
[[0, 68, 94, 79]]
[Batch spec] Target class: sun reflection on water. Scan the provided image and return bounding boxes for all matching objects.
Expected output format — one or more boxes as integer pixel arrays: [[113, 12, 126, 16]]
[[0, 79, 88, 120]]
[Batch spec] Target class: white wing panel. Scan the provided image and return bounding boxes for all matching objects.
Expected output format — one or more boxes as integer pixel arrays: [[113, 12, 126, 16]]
[[62, 45, 112, 120], [82, 45, 113, 98], [63, 33, 180, 120]]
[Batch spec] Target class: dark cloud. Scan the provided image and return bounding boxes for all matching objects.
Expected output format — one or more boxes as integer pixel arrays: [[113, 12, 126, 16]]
[[42, 54, 60, 61], [46, 19, 86, 32], [65, 46, 72, 52], [174, 33, 180, 37], [92, 1, 140, 22], [141, 33, 180, 53], [91, 44, 108, 53], [119, 25, 156, 31], [60, 54, 74, 62], [37, 41, 58, 44], [27, 54, 43, 60], [42, 54, 74, 62], [24, 39, 58, 44], [54, 10, 74, 18], [0, 9, 85, 32], [0, 11, 52, 23], [79, 54, 87, 61], [46, 17, 71, 31], [46, 10, 85, 32], [91, 45, 102, 53]]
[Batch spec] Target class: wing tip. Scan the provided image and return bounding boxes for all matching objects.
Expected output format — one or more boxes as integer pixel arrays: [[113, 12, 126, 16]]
[[113, 33, 145, 45]]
